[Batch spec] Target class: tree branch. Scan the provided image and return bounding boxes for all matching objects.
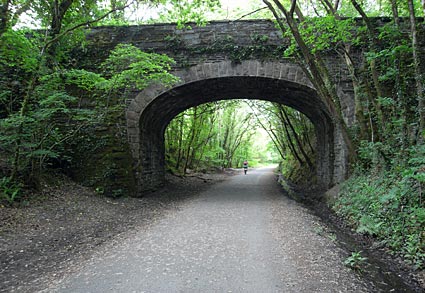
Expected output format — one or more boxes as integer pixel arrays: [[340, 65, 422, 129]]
[[289, 0, 297, 16], [42, 2, 132, 55], [232, 6, 269, 22]]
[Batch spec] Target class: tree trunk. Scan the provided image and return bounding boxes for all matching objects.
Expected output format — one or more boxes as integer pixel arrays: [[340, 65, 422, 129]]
[[342, 46, 369, 140], [0, 0, 31, 38], [390, 0, 400, 27], [48, 0, 74, 61], [362, 72, 379, 142], [350, 0, 386, 136], [280, 105, 314, 170], [175, 115, 184, 171], [183, 108, 198, 174], [300, 117, 315, 154], [251, 108, 286, 160], [194, 126, 215, 171], [390, 0, 410, 146], [264, 0, 354, 163], [0, 0, 10, 38], [10, 73, 39, 180], [10, 0, 74, 181], [282, 118, 304, 166], [319, 0, 369, 140], [408, 0, 425, 142]]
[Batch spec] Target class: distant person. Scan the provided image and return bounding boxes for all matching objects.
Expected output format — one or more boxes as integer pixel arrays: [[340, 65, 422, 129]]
[[243, 160, 248, 175]]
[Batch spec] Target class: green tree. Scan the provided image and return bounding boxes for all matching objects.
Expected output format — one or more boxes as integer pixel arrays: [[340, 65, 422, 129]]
[[263, 0, 354, 161], [0, 0, 178, 201], [256, 0, 425, 268], [0, 0, 31, 38], [248, 100, 315, 182], [154, 0, 221, 28], [165, 100, 267, 174], [408, 0, 425, 141]]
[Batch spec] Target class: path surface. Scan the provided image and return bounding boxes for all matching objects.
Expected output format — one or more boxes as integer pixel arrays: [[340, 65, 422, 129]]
[[44, 167, 372, 292]]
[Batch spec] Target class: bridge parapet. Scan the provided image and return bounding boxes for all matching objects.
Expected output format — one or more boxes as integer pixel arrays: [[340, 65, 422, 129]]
[[84, 20, 288, 66]]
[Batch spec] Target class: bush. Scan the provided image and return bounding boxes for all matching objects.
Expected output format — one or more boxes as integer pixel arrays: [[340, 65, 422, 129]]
[[0, 177, 22, 204], [333, 145, 425, 269]]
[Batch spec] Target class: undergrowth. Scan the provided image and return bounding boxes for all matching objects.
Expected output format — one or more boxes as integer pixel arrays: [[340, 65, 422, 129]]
[[332, 145, 425, 270], [0, 177, 22, 205]]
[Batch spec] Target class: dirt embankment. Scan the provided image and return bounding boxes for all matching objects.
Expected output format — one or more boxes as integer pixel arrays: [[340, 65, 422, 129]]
[[286, 183, 425, 292]]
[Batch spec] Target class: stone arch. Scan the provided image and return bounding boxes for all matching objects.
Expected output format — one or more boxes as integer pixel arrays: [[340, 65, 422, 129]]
[[126, 60, 347, 193]]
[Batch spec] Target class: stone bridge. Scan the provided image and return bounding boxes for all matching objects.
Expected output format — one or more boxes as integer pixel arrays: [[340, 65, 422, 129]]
[[79, 20, 359, 195]]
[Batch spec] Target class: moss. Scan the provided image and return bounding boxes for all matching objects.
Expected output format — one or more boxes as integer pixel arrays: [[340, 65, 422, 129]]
[[164, 33, 288, 64], [65, 116, 137, 197]]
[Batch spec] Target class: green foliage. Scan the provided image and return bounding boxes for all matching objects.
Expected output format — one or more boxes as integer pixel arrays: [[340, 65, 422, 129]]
[[301, 17, 355, 54], [0, 14, 179, 197], [154, 0, 221, 29], [0, 77, 94, 179], [0, 30, 38, 72], [282, 16, 356, 57], [165, 100, 277, 174], [0, 177, 22, 204], [357, 141, 390, 169], [333, 145, 425, 269], [356, 215, 383, 235], [344, 251, 368, 271], [101, 43, 178, 91], [64, 69, 106, 91], [195, 0, 272, 20]]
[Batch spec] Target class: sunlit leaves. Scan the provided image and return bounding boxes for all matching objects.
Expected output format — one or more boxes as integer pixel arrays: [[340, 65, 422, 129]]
[[282, 15, 356, 57], [165, 100, 276, 173], [299, 16, 355, 54], [155, 0, 221, 28], [101, 43, 178, 91], [64, 69, 106, 91], [0, 29, 38, 72]]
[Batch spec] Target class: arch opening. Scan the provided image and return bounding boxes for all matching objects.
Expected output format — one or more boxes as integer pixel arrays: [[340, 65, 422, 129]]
[[164, 99, 317, 178], [134, 75, 336, 193]]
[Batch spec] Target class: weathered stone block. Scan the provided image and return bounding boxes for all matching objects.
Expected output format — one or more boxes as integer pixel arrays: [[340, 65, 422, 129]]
[[264, 62, 274, 78], [247, 60, 257, 76], [128, 99, 143, 113], [279, 65, 289, 79], [126, 110, 139, 122], [257, 63, 266, 76]]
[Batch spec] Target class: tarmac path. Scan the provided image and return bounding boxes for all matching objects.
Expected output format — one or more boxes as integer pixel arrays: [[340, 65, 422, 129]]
[[44, 167, 372, 292]]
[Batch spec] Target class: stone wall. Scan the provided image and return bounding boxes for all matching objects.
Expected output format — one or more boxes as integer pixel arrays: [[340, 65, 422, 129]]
[[74, 19, 424, 195], [71, 20, 358, 194]]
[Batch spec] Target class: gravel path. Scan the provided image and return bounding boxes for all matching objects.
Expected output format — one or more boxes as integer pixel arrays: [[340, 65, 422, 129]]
[[42, 167, 372, 292], [0, 173, 225, 293]]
